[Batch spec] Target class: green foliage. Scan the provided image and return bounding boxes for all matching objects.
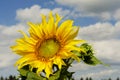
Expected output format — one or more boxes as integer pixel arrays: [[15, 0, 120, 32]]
[[79, 43, 107, 66], [18, 65, 61, 80], [19, 69, 45, 80]]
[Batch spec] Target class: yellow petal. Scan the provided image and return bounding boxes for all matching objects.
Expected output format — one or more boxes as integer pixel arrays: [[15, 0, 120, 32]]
[[47, 12, 56, 37], [45, 61, 52, 78], [35, 61, 46, 74], [56, 20, 73, 39], [64, 45, 80, 52], [41, 14, 47, 26], [69, 52, 80, 62], [55, 13, 62, 27], [15, 54, 35, 68], [64, 27, 79, 41], [66, 40, 86, 45], [28, 22, 43, 39], [53, 57, 66, 69]]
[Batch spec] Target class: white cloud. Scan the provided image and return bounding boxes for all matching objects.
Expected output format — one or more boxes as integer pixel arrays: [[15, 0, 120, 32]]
[[1, 23, 27, 36], [0, 53, 18, 68], [0, 24, 22, 69], [78, 0, 120, 12], [100, 12, 111, 21], [69, 62, 93, 72], [0, 23, 28, 77], [69, 39, 120, 71], [16, 5, 70, 23], [114, 9, 120, 20], [78, 21, 120, 40], [70, 62, 120, 80], [70, 21, 120, 79], [79, 69, 119, 80], [77, 21, 120, 62], [55, 0, 120, 20], [0, 24, 21, 76], [93, 40, 120, 62], [0, 4, 120, 79]]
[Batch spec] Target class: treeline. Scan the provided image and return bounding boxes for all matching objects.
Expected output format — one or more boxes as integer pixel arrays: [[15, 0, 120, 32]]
[[0, 75, 120, 80], [79, 77, 120, 80], [0, 75, 17, 80]]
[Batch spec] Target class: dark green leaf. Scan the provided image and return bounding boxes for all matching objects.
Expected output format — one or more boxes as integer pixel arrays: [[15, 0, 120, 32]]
[[82, 56, 102, 65], [80, 43, 94, 56]]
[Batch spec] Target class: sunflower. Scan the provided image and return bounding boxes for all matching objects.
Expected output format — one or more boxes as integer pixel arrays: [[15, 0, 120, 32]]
[[11, 12, 84, 78]]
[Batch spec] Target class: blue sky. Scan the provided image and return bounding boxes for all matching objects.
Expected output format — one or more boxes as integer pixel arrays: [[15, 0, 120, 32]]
[[0, 0, 120, 80], [0, 0, 101, 26], [0, 0, 53, 25]]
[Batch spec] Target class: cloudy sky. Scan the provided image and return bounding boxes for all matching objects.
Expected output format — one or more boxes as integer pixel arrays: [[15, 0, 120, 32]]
[[0, 0, 120, 80]]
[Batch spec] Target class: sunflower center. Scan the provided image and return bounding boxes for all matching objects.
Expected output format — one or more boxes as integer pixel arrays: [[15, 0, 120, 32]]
[[38, 39, 60, 58]]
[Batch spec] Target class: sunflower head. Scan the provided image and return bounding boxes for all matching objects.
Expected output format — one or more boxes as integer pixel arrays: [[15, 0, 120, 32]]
[[11, 12, 85, 78], [38, 39, 60, 58]]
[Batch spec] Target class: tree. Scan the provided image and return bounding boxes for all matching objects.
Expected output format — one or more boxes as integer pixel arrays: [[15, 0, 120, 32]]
[[9, 75, 13, 80], [108, 78, 112, 80], [89, 77, 93, 80], [0, 76, 4, 80], [80, 77, 84, 80], [5, 77, 8, 80], [86, 77, 89, 80], [117, 77, 120, 80]]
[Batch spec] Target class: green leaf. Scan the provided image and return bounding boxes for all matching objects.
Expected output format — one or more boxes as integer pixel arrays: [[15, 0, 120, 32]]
[[78, 43, 102, 65], [49, 70, 61, 80], [80, 43, 95, 56], [18, 68, 46, 80], [27, 71, 46, 80], [18, 69, 29, 76], [18, 67, 62, 80], [79, 43, 109, 66], [82, 55, 102, 65]]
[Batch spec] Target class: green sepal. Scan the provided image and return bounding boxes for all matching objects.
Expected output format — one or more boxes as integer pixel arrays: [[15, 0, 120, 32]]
[[72, 43, 94, 57], [72, 43, 108, 66], [80, 43, 94, 56], [80, 43, 109, 66]]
